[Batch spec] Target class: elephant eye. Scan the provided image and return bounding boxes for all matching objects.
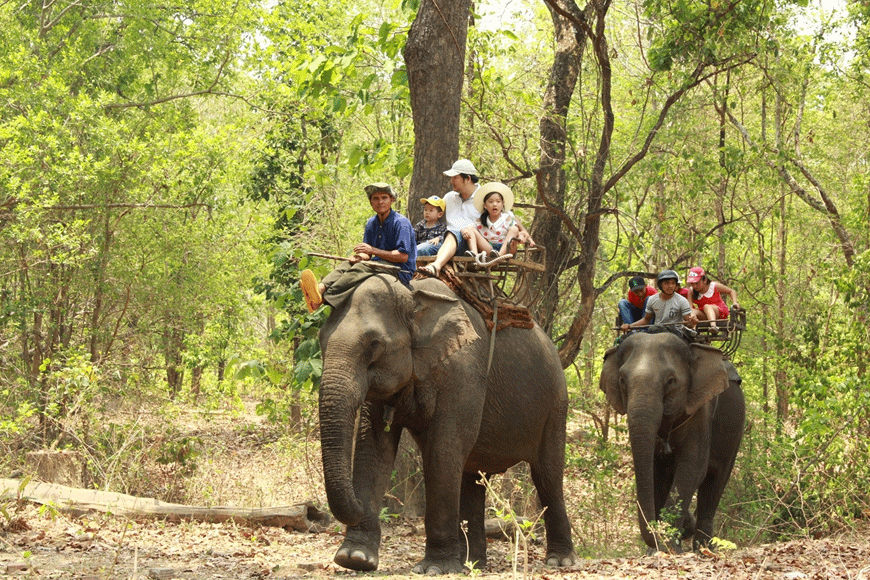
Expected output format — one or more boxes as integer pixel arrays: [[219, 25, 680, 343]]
[[368, 338, 385, 361]]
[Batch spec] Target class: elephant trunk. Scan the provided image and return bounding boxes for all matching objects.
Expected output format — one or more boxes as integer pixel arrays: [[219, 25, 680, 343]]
[[627, 396, 664, 550], [319, 361, 367, 526]]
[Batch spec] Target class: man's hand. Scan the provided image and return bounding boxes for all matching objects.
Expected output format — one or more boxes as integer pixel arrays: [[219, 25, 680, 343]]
[[353, 242, 375, 256], [620, 323, 630, 332]]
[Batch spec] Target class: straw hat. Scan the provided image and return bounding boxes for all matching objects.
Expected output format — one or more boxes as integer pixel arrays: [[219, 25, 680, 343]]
[[473, 182, 514, 214]]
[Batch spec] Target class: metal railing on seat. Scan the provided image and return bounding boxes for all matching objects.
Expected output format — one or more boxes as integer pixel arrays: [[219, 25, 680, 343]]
[[611, 307, 746, 357], [691, 307, 746, 357]]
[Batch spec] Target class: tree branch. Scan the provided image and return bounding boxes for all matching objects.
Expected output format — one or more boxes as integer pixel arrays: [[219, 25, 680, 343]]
[[43, 203, 212, 211]]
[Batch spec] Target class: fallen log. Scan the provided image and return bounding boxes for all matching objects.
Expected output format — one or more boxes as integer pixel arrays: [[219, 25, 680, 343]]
[[0, 478, 331, 532]]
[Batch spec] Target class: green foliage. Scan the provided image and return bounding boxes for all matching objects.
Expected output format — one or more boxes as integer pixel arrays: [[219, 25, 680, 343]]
[[643, 0, 774, 73], [730, 384, 870, 543], [156, 434, 203, 468], [711, 536, 737, 551]]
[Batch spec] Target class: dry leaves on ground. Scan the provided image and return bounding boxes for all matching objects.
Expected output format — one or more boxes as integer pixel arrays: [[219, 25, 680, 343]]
[[2, 505, 869, 579]]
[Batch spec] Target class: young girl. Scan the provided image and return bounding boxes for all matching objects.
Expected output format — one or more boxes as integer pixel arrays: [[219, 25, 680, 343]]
[[687, 266, 740, 334], [461, 182, 532, 259]]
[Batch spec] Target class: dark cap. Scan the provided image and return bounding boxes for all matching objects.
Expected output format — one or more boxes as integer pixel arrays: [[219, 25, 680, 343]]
[[628, 276, 646, 290]]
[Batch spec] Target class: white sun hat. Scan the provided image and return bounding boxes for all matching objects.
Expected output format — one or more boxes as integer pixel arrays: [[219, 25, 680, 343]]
[[443, 159, 478, 177]]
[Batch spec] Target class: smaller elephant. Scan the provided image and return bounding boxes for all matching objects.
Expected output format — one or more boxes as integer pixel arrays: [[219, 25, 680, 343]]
[[600, 331, 745, 552]]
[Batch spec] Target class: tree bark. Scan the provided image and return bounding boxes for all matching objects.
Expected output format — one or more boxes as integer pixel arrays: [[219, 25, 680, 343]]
[[555, 0, 612, 367], [404, 0, 472, 224], [531, 0, 587, 332]]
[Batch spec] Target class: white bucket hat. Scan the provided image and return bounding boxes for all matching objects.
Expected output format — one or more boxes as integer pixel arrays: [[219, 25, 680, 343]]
[[443, 159, 478, 177]]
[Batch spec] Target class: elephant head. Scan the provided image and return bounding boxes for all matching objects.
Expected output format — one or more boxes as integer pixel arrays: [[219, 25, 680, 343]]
[[599, 332, 729, 549], [318, 275, 479, 526]]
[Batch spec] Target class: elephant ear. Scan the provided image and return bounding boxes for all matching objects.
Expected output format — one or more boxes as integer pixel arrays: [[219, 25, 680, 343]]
[[599, 346, 626, 415], [411, 286, 480, 381], [687, 344, 730, 415]]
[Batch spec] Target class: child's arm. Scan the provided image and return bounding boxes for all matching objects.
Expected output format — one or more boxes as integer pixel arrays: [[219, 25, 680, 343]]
[[424, 223, 447, 245], [513, 216, 536, 246], [717, 282, 740, 309]]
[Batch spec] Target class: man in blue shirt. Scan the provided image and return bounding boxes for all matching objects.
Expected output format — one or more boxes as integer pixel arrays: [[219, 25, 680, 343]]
[[301, 182, 416, 312]]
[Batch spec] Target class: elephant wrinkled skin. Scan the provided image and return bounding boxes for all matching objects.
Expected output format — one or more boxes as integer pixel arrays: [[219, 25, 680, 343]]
[[317, 274, 576, 574], [599, 331, 745, 553]]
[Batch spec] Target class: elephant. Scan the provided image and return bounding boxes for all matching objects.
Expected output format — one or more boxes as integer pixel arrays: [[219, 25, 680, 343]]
[[599, 331, 745, 553], [317, 272, 577, 574]]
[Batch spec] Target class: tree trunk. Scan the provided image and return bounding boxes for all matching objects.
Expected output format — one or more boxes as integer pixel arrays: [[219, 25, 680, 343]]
[[164, 327, 185, 398], [557, 0, 612, 368], [530, 0, 586, 332], [715, 74, 729, 274], [404, 0, 471, 224]]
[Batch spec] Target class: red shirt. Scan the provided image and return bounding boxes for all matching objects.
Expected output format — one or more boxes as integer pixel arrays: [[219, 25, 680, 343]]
[[628, 286, 657, 309]]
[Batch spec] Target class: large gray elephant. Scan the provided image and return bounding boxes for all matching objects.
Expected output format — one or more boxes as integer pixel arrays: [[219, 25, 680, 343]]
[[599, 331, 745, 552], [317, 273, 576, 574]]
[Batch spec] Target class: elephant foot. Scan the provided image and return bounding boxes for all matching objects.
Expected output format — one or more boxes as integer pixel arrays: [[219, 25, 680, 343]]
[[411, 558, 467, 575], [334, 542, 379, 571], [545, 549, 578, 568]]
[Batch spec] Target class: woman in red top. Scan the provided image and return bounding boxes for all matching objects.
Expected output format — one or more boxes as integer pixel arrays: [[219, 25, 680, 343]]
[[687, 266, 739, 334]]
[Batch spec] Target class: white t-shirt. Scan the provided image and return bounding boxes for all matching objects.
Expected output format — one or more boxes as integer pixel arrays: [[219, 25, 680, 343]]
[[443, 186, 479, 231], [645, 293, 692, 327]]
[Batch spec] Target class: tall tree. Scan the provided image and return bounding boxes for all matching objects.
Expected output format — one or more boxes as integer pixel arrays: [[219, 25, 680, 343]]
[[404, 0, 473, 222], [530, 0, 588, 331], [0, 0, 264, 432], [528, 0, 771, 366]]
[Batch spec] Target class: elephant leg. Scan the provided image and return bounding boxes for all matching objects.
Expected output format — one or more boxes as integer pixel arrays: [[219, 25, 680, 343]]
[[648, 453, 685, 553], [694, 381, 745, 551], [692, 470, 722, 550], [334, 405, 402, 572], [412, 415, 480, 575], [411, 425, 477, 575], [652, 453, 675, 518], [459, 471, 487, 569], [530, 431, 576, 567], [670, 456, 707, 552], [693, 447, 740, 550]]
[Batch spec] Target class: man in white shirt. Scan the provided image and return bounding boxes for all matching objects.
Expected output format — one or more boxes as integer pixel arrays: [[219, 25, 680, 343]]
[[419, 159, 479, 277]]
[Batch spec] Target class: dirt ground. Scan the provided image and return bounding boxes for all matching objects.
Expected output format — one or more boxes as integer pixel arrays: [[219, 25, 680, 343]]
[[2, 406, 869, 579], [1, 505, 869, 579]]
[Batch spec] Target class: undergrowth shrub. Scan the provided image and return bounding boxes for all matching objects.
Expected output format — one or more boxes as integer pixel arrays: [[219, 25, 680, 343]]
[[730, 373, 870, 542]]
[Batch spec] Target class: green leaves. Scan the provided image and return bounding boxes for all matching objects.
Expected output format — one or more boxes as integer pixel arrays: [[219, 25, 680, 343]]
[[643, 0, 773, 72]]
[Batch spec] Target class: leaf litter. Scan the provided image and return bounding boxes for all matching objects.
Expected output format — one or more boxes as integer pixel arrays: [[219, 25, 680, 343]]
[[2, 407, 868, 579]]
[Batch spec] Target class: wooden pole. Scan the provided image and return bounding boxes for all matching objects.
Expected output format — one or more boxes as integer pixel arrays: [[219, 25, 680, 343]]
[[306, 253, 401, 271]]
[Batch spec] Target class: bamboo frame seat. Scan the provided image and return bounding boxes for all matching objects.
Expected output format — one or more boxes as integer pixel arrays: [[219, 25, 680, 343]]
[[416, 245, 546, 308]]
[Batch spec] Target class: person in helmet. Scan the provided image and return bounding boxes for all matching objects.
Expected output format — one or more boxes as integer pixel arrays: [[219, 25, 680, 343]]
[[620, 269, 697, 333]]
